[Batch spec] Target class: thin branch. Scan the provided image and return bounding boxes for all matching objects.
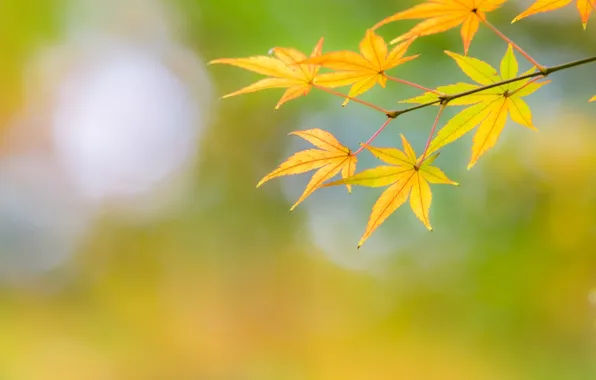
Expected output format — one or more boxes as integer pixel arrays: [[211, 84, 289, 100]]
[[385, 75, 443, 95], [387, 55, 596, 117], [339, 54, 596, 161], [479, 16, 545, 72], [353, 118, 394, 155], [313, 85, 390, 114], [418, 105, 446, 165], [545, 55, 596, 74]]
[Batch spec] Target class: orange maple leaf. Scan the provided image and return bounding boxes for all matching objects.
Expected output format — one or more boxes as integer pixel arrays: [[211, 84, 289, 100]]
[[326, 135, 458, 248], [257, 129, 357, 210], [209, 38, 324, 109], [373, 0, 507, 54], [300, 29, 418, 106], [513, 0, 595, 29]]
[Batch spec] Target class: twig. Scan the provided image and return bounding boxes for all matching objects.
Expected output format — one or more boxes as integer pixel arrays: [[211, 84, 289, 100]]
[[418, 105, 446, 165], [385, 75, 443, 95], [387, 55, 596, 117], [313, 85, 390, 114], [353, 118, 394, 155], [479, 16, 545, 72]]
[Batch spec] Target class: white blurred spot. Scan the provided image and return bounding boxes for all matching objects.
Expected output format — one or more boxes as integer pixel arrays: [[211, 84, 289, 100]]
[[0, 0, 213, 280], [52, 48, 199, 202]]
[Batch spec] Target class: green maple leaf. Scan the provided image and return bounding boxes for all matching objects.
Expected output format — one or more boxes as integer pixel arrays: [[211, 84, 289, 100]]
[[402, 44, 550, 169]]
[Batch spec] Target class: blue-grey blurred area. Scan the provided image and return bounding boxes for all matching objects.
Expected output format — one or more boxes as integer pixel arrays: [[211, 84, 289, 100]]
[[1, 0, 596, 379]]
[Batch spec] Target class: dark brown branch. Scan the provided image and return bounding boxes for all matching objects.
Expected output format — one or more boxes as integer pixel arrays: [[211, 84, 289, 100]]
[[387, 55, 596, 118]]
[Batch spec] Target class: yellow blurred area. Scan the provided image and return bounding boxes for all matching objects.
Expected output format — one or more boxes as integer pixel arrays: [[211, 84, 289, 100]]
[[0, 247, 521, 380]]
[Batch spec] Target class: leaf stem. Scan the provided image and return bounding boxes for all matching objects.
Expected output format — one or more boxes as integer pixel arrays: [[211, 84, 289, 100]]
[[390, 54, 596, 116], [479, 16, 545, 72], [353, 118, 394, 155], [418, 105, 445, 165], [385, 75, 443, 95], [509, 75, 544, 97], [313, 85, 390, 114]]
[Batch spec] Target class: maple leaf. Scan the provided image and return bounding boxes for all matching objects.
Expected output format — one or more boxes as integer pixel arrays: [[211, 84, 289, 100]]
[[257, 129, 356, 210], [300, 29, 418, 106], [209, 38, 324, 109], [325, 135, 458, 248], [513, 0, 595, 29], [372, 0, 507, 54], [401, 44, 550, 169], [590, 95, 596, 102]]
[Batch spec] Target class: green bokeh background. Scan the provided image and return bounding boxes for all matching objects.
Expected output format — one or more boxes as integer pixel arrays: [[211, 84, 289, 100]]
[[1, 0, 596, 379]]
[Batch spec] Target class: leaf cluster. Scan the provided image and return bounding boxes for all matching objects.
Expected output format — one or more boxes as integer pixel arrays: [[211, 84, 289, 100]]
[[209, 0, 596, 247]]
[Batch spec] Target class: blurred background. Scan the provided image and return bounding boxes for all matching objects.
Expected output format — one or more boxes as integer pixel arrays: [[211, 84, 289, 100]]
[[1, 0, 596, 379]]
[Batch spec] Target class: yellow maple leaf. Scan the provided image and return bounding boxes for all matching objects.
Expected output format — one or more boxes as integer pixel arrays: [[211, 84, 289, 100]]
[[300, 29, 418, 106], [590, 95, 596, 102], [402, 44, 550, 169], [513, 0, 595, 29], [325, 135, 458, 248], [373, 0, 507, 54], [209, 38, 324, 109], [257, 129, 356, 210]]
